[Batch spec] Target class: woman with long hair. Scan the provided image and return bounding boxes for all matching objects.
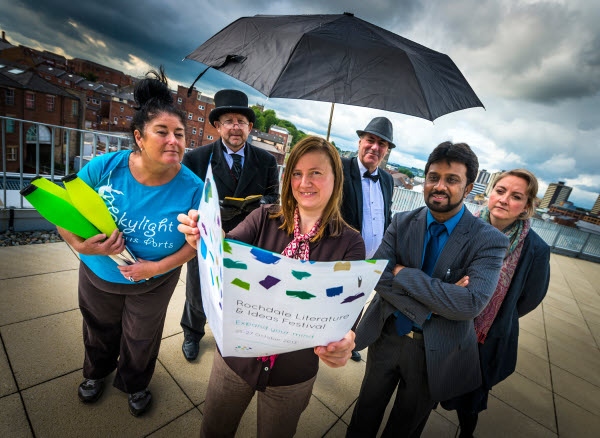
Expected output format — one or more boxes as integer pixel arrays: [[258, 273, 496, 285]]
[[178, 135, 365, 437]]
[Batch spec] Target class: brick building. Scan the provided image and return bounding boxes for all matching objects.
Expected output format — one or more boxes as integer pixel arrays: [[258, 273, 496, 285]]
[[69, 58, 133, 88], [0, 64, 81, 173]]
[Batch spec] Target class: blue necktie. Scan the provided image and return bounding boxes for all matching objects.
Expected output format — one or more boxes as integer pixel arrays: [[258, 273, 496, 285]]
[[393, 222, 446, 336], [422, 222, 446, 276], [231, 154, 243, 182]]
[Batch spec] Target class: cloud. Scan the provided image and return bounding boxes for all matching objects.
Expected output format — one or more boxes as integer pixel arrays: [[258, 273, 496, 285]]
[[1, 0, 598, 209]]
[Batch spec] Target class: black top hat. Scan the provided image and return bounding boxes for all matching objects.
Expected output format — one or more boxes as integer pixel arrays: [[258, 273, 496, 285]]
[[356, 117, 395, 149], [208, 89, 256, 127]]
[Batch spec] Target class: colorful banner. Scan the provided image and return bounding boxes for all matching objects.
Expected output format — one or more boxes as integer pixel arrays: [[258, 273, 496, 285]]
[[196, 164, 386, 357]]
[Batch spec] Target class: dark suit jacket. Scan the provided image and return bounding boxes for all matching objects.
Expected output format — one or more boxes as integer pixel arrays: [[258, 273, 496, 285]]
[[341, 157, 394, 232], [355, 206, 509, 401], [182, 140, 280, 232], [479, 229, 550, 389]]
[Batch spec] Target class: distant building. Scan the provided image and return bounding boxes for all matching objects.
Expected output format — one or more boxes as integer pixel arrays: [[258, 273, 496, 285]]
[[269, 125, 291, 150], [391, 172, 413, 190], [0, 63, 82, 173], [591, 195, 600, 215], [540, 181, 572, 208], [484, 170, 505, 197], [174, 85, 217, 148], [249, 129, 286, 165], [471, 169, 491, 197]]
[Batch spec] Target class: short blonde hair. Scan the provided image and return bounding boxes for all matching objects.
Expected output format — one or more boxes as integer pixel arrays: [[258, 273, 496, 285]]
[[493, 168, 539, 219]]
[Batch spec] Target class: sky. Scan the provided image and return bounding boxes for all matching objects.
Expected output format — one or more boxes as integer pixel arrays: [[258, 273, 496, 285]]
[[1, 0, 599, 209]]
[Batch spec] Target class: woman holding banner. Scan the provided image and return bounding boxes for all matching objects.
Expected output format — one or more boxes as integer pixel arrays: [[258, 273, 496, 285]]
[[57, 67, 203, 417], [178, 136, 365, 437]]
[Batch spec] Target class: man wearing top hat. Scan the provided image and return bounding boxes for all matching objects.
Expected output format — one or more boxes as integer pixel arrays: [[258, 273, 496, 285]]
[[341, 117, 396, 362], [179, 89, 280, 361]]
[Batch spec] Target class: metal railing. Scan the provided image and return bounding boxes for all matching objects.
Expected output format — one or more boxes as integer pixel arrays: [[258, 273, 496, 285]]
[[389, 188, 600, 263], [1, 115, 130, 209]]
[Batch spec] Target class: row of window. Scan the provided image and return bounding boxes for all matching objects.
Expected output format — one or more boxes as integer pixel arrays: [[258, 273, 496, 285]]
[[4, 89, 79, 115], [188, 113, 205, 122], [188, 135, 214, 148], [176, 97, 206, 111]]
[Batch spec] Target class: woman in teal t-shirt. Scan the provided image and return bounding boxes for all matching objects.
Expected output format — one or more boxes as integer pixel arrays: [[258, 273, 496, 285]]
[[57, 67, 202, 417]]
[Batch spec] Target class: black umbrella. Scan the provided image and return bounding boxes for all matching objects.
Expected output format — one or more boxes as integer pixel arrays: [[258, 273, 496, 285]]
[[185, 13, 484, 138]]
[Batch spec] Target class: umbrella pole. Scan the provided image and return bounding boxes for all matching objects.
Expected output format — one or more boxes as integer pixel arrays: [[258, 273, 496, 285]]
[[326, 103, 335, 141]]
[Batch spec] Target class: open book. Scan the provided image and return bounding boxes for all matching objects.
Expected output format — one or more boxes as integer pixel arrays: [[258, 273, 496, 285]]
[[221, 194, 263, 210]]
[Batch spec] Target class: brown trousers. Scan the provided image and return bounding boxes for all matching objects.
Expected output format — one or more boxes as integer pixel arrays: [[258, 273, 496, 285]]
[[201, 350, 316, 438], [78, 262, 181, 394]]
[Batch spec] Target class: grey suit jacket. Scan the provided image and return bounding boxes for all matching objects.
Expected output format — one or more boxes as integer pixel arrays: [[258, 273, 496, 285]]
[[182, 140, 280, 232], [341, 157, 394, 232], [355, 206, 509, 400]]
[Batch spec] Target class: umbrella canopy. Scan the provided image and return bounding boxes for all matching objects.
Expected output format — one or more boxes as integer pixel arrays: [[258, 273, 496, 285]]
[[186, 13, 483, 123]]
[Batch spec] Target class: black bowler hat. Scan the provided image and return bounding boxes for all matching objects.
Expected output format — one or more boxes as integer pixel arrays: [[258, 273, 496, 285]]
[[208, 89, 256, 127], [356, 117, 395, 149]]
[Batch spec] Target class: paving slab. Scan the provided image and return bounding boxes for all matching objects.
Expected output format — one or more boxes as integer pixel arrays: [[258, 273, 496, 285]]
[[554, 394, 600, 438], [551, 365, 600, 417], [0, 242, 79, 279], [0, 270, 79, 326], [0, 342, 17, 397], [0, 392, 32, 438], [2, 309, 83, 389], [22, 364, 192, 437]]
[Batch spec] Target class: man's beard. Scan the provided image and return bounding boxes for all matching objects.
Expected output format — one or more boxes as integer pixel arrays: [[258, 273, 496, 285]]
[[425, 191, 463, 213]]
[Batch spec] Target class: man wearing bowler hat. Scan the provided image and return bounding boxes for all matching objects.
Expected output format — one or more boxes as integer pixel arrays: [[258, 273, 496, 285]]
[[341, 117, 396, 362], [179, 89, 280, 361]]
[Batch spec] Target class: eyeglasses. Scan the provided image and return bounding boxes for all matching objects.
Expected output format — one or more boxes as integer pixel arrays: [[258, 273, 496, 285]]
[[219, 120, 249, 128]]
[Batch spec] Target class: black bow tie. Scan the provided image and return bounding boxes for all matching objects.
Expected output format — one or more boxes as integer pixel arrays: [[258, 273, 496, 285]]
[[363, 171, 380, 182]]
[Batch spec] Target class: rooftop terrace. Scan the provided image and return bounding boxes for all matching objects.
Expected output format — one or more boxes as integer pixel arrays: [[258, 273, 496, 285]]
[[1, 242, 599, 437]]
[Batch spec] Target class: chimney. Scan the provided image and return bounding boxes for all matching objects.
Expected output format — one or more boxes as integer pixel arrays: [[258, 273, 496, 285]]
[[1, 31, 5, 41]]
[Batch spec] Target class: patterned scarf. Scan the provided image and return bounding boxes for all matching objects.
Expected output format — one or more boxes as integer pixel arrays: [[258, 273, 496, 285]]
[[257, 207, 322, 367], [281, 207, 322, 261], [473, 207, 530, 343]]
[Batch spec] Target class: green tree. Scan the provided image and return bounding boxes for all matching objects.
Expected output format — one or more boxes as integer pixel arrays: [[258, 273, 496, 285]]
[[262, 109, 277, 132]]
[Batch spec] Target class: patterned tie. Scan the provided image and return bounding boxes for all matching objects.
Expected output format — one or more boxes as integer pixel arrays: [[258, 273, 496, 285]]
[[422, 222, 446, 276], [231, 154, 243, 182], [363, 170, 380, 182], [393, 221, 447, 336]]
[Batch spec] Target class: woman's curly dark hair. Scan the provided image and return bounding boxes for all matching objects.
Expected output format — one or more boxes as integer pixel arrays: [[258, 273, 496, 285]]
[[130, 65, 186, 151]]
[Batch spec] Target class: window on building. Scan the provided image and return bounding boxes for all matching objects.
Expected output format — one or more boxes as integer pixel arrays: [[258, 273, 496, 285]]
[[177, 97, 183, 103], [207, 135, 214, 140], [7, 145, 17, 161], [192, 128, 197, 135], [26, 92, 35, 109], [120, 106, 124, 112], [72, 101, 78, 116], [65, 80, 70, 85], [188, 112, 193, 120], [46, 95, 55, 112], [5, 89, 14, 105], [6, 118, 15, 133], [198, 104, 205, 110], [198, 116, 204, 122], [191, 140, 195, 147], [114, 117, 118, 124]]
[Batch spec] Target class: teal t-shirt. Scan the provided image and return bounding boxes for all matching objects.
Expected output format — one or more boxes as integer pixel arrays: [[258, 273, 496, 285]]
[[78, 150, 203, 284]]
